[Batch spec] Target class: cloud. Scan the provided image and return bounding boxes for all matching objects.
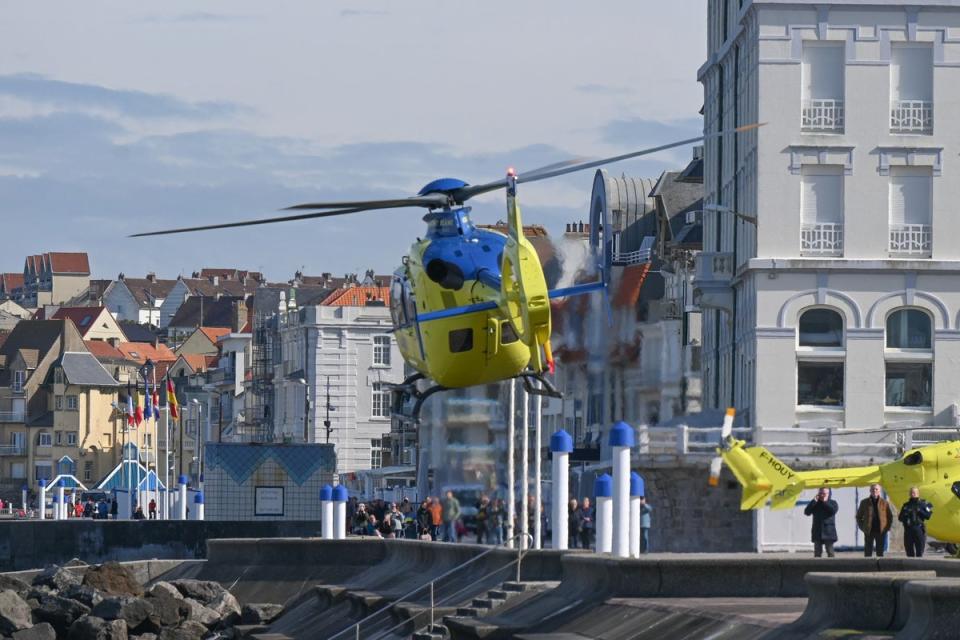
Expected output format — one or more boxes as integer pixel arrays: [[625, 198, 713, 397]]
[[600, 116, 703, 148], [0, 78, 688, 281], [340, 9, 389, 17], [575, 84, 633, 96], [139, 12, 252, 24], [0, 73, 246, 120]]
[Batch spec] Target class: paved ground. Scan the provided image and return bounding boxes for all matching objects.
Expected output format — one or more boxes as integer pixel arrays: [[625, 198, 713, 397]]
[[618, 596, 808, 627]]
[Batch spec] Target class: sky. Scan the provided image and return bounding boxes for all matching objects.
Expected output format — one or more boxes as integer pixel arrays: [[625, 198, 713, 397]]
[[0, 1, 706, 282]]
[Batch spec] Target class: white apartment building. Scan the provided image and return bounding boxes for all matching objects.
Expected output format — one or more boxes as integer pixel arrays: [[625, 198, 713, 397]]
[[697, 0, 960, 437], [276, 288, 403, 474]]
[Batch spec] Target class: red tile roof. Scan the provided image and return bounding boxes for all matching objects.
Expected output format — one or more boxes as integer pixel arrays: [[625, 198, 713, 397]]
[[48, 252, 90, 274], [198, 327, 231, 343], [116, 341, 176, 364], [322, 286, 390, 307], [83, 340, 126, 361], [179, 353, 217, 373], [1, 273, 24, 291], [51, 306, 108, 332], [612, 263, 652, 309]]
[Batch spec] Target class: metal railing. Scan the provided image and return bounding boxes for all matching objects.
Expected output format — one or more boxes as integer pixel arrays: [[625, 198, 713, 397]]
[[0, 445, 25, 456], [612, 248, 652, 266], [332, 532, 534, 640], [890, 100, 933, 134], [800, 222, 844, 256], [801, 99, 844, 132], [0, 411, 24, 423], [889, 223, 931, 257]]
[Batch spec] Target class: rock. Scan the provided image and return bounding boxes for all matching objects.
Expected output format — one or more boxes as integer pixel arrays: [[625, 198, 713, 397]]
[[63, 560, 87, 569], [33, 567, 82, 592], [132, 635, 157, 640], [0, 577, 30, 598], [83, 564, 143, 598], [62, 585, 105, 609], [157, 621, 206, 640], [180, 599, 218, 628], [167, 581, 222, 606], [33, 595, 90, 636], [68, 616, 128, 640], [143, 595, 187, 628], [239, 603, 283, 625], [144, 584, 180, 601], [205, 591, 239, 625], [0, 590, 33, 635], [11, 622, 55, 640], [24, 587, 52, 603], [91, 597, 157, 634]]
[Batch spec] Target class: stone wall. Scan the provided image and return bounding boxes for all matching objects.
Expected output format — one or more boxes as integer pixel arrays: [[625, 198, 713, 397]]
[[0, 520, 320, 571]]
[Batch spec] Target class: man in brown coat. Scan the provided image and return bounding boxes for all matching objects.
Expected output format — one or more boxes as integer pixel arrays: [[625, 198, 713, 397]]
[[856, 484, 895, 557]]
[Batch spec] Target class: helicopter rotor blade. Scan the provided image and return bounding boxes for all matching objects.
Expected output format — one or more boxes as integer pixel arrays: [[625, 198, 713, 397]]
[[128, 205, 382, 238], [282, 194, 450, 211], [457, 123, 765, 201]]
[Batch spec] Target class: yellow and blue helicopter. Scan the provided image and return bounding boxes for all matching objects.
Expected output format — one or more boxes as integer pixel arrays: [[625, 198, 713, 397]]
[[134, 125, 760, 419]]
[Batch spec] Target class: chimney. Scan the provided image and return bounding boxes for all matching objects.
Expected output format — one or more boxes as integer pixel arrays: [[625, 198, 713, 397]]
[[107, 337, 120, 348], [232, 300, 248, 333], [146, 272, 156, 282], [211, 275, 219, 286], [578, 221, 584, 233]]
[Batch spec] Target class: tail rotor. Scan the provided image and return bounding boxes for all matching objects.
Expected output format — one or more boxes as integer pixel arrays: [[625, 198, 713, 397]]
[[708, 408, 736, 487]]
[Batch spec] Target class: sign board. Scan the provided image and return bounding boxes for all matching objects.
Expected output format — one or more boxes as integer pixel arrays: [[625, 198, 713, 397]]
[[254, 486, 284, 516]]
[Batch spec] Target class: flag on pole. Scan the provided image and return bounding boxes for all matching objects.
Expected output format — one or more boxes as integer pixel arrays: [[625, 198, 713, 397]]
[[167, 378, 179, 420], [126, 386, 135, 426], [134, 386, 144, 427], [143, 382, 153, 422], [152, 383, 161, 421]]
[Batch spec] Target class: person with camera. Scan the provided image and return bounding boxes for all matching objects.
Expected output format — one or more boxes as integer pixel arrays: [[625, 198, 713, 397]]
[[898, 487, 933, 558], [804, 487, 839, 557]]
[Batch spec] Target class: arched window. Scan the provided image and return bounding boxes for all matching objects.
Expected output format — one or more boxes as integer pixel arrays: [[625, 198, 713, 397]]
[[886, 309, 931, 349], [799, 308, 844, 347], [885, 308, 933, 408], [797, 308, 845, 407]]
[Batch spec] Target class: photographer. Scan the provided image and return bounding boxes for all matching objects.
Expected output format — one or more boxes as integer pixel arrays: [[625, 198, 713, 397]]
[[804, 487, 839, 558], [898, 487, 933, 558]]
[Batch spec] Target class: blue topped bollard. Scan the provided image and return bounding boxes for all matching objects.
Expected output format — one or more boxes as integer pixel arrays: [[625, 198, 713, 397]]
[[333, 484, 348, 539], [550, 430, 573, 550], [595, 473, 613, 553], [609, 422, 635, 558], [320, 485, 334, 539]]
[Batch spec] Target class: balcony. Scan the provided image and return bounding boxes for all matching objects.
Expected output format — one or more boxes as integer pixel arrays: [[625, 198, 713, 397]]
[[692, 252, 734, 313], [800, 222, 844, 257], [889, 224, 932, 257], [890, 100, 933, 134], [0, 410, 24, 423], [801, 99, 844, 133], [0, 445, 25, 456]]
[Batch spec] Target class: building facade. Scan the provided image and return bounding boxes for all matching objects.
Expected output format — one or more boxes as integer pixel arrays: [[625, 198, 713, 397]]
[[697, 0, 960, 439]]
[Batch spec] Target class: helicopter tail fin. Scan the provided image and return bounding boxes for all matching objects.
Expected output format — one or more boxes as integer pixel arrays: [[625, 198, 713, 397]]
[[719, 441, 801, 510]]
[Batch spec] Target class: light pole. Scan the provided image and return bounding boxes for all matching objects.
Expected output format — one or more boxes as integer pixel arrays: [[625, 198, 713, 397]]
[[191, 399, 203, 486], [110, 400, 129, 515], [296, 378, 310, 443]]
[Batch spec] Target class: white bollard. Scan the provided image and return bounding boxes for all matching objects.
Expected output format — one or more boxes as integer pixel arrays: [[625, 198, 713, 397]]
[[21, 485, 27, 514], [629, 472, 645, 558], [550, 430, 572, 551], [179, 475, 188, 521], [38, 479, 47, 520], [193, 492, 204, 521], [52, 494, 60, 521], [610, 422, 634, 558], [333, 485, 348, 539], [595, 474, 613, 554], [320, 485, 334, 539], [57, 485, 65, 520]]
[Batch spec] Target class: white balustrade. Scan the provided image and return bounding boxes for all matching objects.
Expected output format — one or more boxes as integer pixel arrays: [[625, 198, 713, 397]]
[[889, 224, 932, 257], [890, 100, 933, 134], [801, 222, 844, 256], [801, 99, 844, 132]]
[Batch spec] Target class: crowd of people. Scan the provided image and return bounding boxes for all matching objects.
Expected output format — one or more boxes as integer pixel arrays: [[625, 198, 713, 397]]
[[345, 491, 654, 551], [804, 483, 933, 557]]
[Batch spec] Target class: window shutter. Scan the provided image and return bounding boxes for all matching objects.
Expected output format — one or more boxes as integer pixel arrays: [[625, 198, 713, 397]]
[[801, 165, 843, 224], [889, 167, 932, 226], [891, 45, 933, 102]]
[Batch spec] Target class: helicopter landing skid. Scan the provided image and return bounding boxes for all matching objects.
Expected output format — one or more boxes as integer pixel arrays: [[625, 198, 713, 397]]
[[516, 371, 562, 398]]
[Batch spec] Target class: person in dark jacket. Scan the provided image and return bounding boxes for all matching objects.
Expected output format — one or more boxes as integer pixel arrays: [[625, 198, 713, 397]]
[[856, 484, 895, 557], [898, 487, 933, 558], [568, 499, 582, 548], [578, 498, 595, 550], [804, 487, 839, 558]]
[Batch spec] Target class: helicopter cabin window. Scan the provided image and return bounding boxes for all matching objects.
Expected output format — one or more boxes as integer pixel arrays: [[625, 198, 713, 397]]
[[449, 328, 473, 353], [885, 309, 932, 408], [389, 280, 406, 326], [796, 308, 845, 407], [501, 321, 519, 345]]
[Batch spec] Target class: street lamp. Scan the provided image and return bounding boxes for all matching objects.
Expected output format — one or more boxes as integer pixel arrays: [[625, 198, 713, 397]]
[[191, 399, 203, 487], [110, 401, 131, 500], [296, 378, 310, 443]]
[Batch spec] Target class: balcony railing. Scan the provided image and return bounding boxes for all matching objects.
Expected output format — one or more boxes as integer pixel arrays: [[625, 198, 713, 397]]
[[0, 410, 24, 423], [0, 445, 26, 456], [800, 222, 844, 256], [801, 99, 844, 132], [890, 100, 933, 134], [612, 247, 651, 266], [889, 223, 932, 257]]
